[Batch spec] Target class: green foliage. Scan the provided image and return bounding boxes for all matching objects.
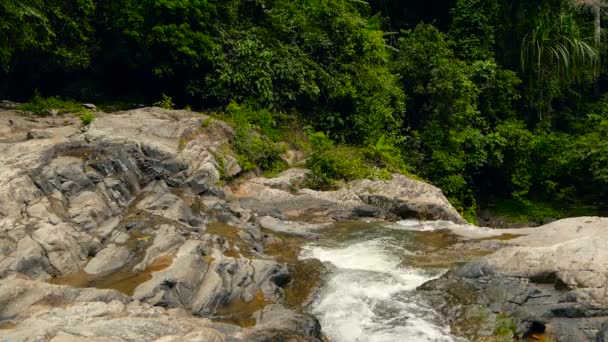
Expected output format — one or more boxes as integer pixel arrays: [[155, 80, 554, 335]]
[[227, 102, 288, 175], [79, 110, 95, 125], [156, 94, 174, 110], [2, 0, 608, 219], [304, 132, 391, 190], [494, 313, 516, 340], [19, 94, 85, 115], [450, 0, 499, 60], [0, 0, 95, 73]]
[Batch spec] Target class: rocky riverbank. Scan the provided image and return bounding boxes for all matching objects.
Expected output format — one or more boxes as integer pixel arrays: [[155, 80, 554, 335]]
[[0, 107, 606, 341], [0, 107, 464, 341]]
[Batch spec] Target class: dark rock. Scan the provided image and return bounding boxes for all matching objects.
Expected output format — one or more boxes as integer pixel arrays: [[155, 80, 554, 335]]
[[598, 321, 608, 342], [247, 304, 322, 342]]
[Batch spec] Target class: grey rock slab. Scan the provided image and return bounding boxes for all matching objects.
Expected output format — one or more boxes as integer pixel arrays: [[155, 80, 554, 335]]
[[419, 216, 608, 341], [137, 181, 204, 227], [245, 304, 322, 341], [349, 173, 466, 223], [84, 244, 130, 275], [0, 276, 128, 321], [258, 215, 331, 237], [133, 241, 208, 309]]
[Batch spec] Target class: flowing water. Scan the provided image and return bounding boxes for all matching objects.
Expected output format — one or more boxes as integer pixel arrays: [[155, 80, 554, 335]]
[[300, 220, 478, 342]]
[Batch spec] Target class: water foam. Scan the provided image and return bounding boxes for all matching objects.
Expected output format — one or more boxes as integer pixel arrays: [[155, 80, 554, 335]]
[[301, 238, 454, 342]]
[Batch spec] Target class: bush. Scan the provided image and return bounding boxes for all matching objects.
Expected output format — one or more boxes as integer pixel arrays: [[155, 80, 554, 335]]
[[79, 110, 95, 125], [227, 102, 287, 176], [156, 94, 174, 110], [19, 94, 85, 115], [304, 132, 391, 190]]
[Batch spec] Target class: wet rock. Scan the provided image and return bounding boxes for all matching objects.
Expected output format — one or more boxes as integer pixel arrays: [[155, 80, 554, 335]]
[[258, 216, 331, 238], [246, 304, 322, 341], [419, 217, 608, 341]]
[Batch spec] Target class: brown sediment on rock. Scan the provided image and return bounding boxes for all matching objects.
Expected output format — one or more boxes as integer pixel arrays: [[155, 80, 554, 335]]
[[205, 221, 255, 258], [213, 290, 270, 327], [50, 254, 175, 296]]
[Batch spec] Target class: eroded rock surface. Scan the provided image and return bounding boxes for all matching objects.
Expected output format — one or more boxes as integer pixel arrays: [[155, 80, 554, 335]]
[[0, 108, 320, 341], [234, 170, 463, 224], [419, 217, 608, 341], [3, 107, 604, 342]]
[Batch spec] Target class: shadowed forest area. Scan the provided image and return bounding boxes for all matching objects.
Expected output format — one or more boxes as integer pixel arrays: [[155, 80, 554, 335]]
[[2, 0, 607, 222]]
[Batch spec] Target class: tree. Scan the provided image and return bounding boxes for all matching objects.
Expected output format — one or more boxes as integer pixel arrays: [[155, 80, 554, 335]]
[[520, 13, 598, 120], [570, 0, 608, 94]]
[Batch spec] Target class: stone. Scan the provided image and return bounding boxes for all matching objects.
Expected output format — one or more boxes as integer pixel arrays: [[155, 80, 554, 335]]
[[84, 244, 130, 275], [137, 181, 204, 227], [222, 154, 241, 178], [246, 304, 322, 341], [43, 108, 60, 116], [419, 217, 608, 341], [81, 103, 97, 111], [26, 128, 54, 139], [258, 216, 331, 238], [349, 174, 466, 223]]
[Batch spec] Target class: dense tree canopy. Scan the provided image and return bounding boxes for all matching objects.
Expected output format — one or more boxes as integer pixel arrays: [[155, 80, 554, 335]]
[[1, 0, 607, 221]]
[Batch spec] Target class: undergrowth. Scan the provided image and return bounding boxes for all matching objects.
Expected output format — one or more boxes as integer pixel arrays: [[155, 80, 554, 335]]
[[19, 93, 85, 115]]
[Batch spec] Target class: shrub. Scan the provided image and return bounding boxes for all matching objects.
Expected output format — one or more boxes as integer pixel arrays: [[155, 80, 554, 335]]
[[304, 132, 391, 190], [156, 94, 174, 110], [19, 93, 85, 115], [79, 110, 95, 125], [227, 102, 287, 175]]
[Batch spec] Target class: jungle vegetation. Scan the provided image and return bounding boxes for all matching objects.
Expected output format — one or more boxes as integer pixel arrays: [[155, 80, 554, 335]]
[[2, 0, 607, 222]]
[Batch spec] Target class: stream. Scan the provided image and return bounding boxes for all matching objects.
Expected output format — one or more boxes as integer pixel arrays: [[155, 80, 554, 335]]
[[300, 220, 479, 342]]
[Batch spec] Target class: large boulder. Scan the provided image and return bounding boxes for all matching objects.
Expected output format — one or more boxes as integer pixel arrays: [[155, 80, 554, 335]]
[[234, 170, 464, 224], [349, 174, 466, 223], [419, 217, 608, 341]]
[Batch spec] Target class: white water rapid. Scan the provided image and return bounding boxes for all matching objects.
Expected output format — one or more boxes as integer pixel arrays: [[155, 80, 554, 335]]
[[300, 220, 462, 342]]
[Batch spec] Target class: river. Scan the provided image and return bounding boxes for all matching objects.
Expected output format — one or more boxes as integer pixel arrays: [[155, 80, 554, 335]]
[[300, 220, 477, 342]]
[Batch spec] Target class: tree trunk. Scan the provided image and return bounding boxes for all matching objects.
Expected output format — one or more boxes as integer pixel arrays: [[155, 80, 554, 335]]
[[594, 5, 601, 96]]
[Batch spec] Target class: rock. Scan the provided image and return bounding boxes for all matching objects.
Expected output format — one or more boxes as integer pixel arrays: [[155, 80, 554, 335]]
[[137, 181, 204, 227], [222, 154, 241, 178], [0, 100, 20, 109], [2, 297, 236, 341], [419, 217, 608, 341], [84, 244, 130, 275], [0, 276, 129, 321], [191, 254, 290, 315], [0, 108, 322, 341], [258, 216, 331, 238], [133, 240, 209, 309], [246, 304, 322, 341], [82, 103, 97, 111], [254, 168, 309, 192], [349, 174, 466, 223], [26, 128, 54, 139], [598, 321, 608, 342], [43, 108, 60, 116], [133, 225, 185, 272]]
